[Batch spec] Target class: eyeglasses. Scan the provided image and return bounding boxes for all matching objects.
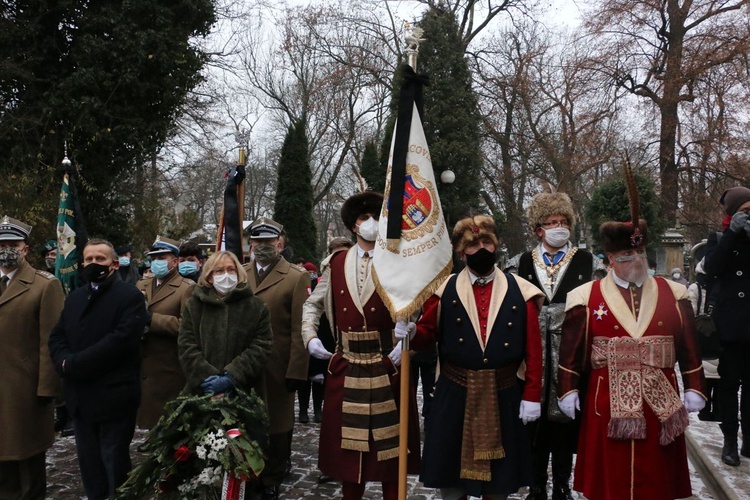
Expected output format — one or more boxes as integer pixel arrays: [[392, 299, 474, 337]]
[[612, 252, 646, 263], [540, 220, 570, 229]]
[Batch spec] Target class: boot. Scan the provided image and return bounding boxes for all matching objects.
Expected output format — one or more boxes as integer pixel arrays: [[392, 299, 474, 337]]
[[551, 454, 574, 500], [525, 486, 547, 500], [526, 446, 549, 500], [722, 439, 740, 466], [298, 410, 309, 423]]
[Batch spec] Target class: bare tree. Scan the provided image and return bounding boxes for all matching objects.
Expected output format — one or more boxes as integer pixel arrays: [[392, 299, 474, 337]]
[[582, 0, 750, 223]]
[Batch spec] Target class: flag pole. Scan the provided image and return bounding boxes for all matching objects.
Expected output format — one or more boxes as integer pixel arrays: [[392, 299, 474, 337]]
[[398, 22, 424, 500]]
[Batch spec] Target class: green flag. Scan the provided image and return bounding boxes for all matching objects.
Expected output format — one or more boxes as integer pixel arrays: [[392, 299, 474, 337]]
[[55, 172, 87, 294]]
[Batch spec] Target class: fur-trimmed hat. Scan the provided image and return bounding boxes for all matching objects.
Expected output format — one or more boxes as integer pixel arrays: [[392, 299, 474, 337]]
[[341, 192, 384, 231], [526, 192, 576, 231], [451, 215, 499, 253], [600, 220, 648, 253]]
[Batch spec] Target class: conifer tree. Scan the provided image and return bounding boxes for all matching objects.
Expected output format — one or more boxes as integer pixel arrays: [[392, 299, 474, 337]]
[[361, 139, 384, 193], [273, 118, 317, 262]]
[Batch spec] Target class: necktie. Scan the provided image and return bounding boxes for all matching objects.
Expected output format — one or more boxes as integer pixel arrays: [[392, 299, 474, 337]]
[[0, 275, 8, 295], [362, 251, 370, 260], [543, 251, 565, 266]]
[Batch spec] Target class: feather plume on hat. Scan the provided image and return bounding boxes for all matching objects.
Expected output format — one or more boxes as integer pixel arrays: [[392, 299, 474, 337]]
[[599, 160, 648, 253]]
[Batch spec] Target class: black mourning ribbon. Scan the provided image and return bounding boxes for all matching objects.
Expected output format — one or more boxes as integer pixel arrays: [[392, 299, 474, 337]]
[[222, 164, 246, 262], [386, 65, 429, 242]]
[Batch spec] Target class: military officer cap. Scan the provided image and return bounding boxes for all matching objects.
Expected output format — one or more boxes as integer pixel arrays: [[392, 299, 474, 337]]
[[248, 217, 283, 240], [0, 215, 32, 242], [146, 236, 180, 256]]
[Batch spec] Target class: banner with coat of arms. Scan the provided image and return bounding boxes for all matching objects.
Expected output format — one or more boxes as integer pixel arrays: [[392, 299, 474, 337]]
[[56, 170, 87, 295], [372, 65, 452, 321]]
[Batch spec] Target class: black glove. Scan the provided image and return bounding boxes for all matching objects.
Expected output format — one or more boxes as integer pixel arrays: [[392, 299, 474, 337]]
[[145, 311, 153, 326], [285, 379, 304, 392]]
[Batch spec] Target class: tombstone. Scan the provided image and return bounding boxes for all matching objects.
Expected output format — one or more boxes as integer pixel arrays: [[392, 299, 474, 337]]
[[655, 227, 688, 276]]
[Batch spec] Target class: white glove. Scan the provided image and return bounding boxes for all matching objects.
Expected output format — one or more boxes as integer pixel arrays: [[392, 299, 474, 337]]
[[307, 338, 333, 360], [684, 391, 706, 413], [394, 320, 416, 340], [559, 392, 580, 420], [519, 400, 541, 424], [388, 342, 403, 366], [310, 373, 325, 384]]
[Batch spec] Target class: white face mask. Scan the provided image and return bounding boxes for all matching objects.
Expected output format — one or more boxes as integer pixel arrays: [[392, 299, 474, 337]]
[[672, 273, 681, 279], [213, 272, 238, 295], [356, 217, 379, 242], [648, 269, 656, 277], [543, 227, 570, 248]]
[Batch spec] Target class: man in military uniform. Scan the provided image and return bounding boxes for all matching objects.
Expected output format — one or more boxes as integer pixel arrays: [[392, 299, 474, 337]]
[[301, 192, 420, 500], [135, 236, 195, 429], [243, 217, 310, 500], [41, 239, 58, 273], [0, 216, 65, 499], [517, 192, 602, 500]]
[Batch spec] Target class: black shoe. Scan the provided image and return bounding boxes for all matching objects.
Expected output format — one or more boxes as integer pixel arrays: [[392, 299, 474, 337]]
[[284, 458, 292, 477], [313, 410, 323, 423], [525, 486, 548, 500], [298, 411, 309, 423], [60, 426, 75, 438], [317, 474, 333, 484], [261, 485, 279, 500], [722, 442, 741, 466], [552, 484, 574, 500]]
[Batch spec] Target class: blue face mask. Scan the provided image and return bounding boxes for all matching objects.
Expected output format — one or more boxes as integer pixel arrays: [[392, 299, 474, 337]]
[[150, 259, 170, 278], [178, 261, 198, 276], [118, 256, 131, 267]]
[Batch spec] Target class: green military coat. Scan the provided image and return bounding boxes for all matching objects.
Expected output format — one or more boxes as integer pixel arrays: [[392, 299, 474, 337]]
[[243, 257, 310, 434], [1, 260, 64, 460], [136, 270, 195, 428]]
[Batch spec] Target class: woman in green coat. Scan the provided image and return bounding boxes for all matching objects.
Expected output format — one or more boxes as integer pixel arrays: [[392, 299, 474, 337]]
[[178, 251, 272, 397]]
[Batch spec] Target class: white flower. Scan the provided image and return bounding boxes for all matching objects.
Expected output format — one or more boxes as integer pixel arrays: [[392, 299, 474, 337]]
[[213, 437, 228, 451], [216, 429, 224, 437], [196, 445, 207, 460]]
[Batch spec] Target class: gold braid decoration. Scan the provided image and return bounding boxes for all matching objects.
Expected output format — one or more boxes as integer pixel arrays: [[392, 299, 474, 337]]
[[531, 246, 578, 288]]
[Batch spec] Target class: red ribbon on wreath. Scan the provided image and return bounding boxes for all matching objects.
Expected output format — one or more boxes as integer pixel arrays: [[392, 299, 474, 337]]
[[221, 429, 246, 500]]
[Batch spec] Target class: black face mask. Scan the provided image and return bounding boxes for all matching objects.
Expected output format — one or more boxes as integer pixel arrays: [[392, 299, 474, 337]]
[[465, 247, 496, 275], [83, 263, 112, 284]]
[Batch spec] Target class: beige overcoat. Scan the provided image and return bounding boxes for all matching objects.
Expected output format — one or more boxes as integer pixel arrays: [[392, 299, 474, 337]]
[[136, 270, 195, 428], [244, 257, 310, 434], [0, 260, 64, 460]]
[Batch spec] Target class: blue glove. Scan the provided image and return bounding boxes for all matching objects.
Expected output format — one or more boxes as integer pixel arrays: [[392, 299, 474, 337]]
[[201, 374, 235, 395]]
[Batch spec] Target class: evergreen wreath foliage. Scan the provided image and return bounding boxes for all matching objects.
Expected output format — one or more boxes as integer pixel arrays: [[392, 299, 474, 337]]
[[116, 389, 268, 499]]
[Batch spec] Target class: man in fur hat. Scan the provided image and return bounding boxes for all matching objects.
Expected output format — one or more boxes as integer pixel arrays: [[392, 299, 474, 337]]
[[517, 192, 603, 500], [557, 212, 706, 500], [301, 191, 420, 500], [407, 214, 545, 500], [703, 185, 750, 466]]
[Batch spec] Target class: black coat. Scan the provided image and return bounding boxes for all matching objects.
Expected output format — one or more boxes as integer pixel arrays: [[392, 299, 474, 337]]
[[704, 228, 750, 343], [48, 276, 147, 422]]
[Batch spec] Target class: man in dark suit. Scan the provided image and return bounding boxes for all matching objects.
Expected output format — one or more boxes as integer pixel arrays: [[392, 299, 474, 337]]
[[49, 238, 147, 500]]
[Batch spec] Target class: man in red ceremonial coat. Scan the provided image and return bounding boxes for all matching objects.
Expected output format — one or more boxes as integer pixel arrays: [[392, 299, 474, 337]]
[[408, 215, 545, 500], [301, 191, 420, 500], [557, 217, 707, 500]]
